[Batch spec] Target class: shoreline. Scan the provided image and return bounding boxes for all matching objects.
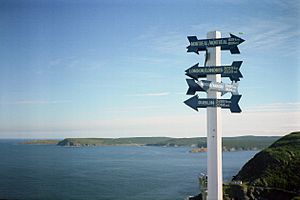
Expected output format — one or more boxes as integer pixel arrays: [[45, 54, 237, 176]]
[[18, 139, 263, 152]]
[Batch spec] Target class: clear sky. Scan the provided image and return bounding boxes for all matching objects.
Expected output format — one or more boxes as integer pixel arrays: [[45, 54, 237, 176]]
[[0, 0, 299, 138]]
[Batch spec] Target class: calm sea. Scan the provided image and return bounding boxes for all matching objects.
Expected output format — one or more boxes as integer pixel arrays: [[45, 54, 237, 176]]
[[0, 140, 257, 200]]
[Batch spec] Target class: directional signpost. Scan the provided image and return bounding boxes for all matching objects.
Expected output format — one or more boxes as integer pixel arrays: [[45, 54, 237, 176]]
[[186, 79, 239, 96], [184, 31, 244, 200], [184, 95, 242, 113], [186, 79, 205, 95], [187, 33, 245, 54], [185, 61, 243, 81]]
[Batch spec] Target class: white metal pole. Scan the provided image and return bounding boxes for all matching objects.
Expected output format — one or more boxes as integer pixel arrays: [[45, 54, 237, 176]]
[[206, 31, 223, 200]]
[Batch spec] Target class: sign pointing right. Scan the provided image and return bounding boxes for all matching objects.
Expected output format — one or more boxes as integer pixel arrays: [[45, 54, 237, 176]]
[[187, 34, 245, 54], [184, 95, 242, 113]]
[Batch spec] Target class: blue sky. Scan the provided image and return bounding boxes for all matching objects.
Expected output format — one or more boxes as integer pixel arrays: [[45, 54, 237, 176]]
[[0, 0, 299, 138]]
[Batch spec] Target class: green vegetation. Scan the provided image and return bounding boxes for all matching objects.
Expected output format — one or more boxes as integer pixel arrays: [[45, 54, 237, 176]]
[[20, 139, 60, 145], [150, 136, 279, 150], [223, 136, 279, 150], [21, 136, 279, 152], [224, 131, 300, 200], [57, 137, 172, 146], [147, 137, 206, 147], [57, 136, 279, 150]]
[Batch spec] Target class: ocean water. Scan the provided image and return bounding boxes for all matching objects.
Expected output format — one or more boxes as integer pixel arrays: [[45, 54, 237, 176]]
[[0, 140, 257, 200]]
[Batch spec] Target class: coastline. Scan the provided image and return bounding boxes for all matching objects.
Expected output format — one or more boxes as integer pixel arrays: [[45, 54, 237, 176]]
[[18, 137, 276, 152]]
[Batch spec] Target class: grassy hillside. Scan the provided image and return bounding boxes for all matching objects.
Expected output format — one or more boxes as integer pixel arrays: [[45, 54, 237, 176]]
[[233, 132, 300, 190], [227, 131, 300, 199]]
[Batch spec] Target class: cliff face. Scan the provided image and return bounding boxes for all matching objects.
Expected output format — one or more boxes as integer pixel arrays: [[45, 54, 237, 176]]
[[229, 131, 300, 199]]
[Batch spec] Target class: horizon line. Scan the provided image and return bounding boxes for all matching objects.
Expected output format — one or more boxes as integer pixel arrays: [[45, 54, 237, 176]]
[[0, 134, 287, 140]]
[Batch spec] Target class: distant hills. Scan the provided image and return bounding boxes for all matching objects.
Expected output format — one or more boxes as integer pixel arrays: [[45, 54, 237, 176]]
[[20, 139, 61, 145], [225, 131, 300, 200], [56, 136, 280, 151], [57, 137, 171, 147], [20, 135, 281, 152]]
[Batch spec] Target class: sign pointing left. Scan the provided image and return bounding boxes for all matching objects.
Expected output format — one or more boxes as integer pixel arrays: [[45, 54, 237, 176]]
[[186, 79, 204, 95], [184, 95, 242, 113], [185, 61, 243, 82]]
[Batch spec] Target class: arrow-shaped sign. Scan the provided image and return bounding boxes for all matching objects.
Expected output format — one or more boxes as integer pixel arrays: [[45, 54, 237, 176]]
[[198, 80, 238, 96], [186, 79, 204, 95], [186, 79, 239, 96], [184, 95, 242, 113], [187, 34, 245, 54], [185, 61, 243, 82]]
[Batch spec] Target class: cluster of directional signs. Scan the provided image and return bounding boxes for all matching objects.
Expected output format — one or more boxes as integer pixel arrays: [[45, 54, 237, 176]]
[[184, 34, 245, 113]]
